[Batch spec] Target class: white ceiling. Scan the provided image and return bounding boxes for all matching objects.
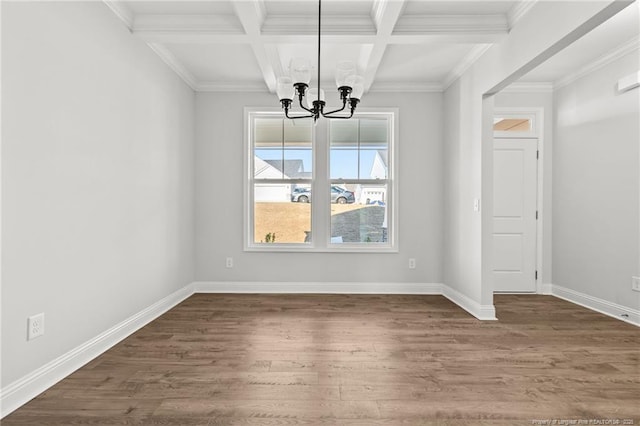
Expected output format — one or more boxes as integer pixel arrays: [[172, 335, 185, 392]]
[[520, 1, 639, 86], [106, 0, 640, 94]]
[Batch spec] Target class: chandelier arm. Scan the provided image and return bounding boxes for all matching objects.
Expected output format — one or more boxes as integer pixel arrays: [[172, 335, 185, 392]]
[[321, 98, 348, 116], [297, 95, 316, 114], [322, 110, 354, 119], [286, 111, 316, 119]]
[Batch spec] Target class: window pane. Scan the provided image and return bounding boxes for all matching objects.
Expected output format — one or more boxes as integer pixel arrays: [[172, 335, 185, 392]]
[[330, 118, 389, 179], [359, 118, 388, 148], [254, 118, 283, 147], [360, 149, 387, 179], [284, 120, 313, 176], [254, 186, 311, 244], [330, 184, 388, 244], [330, 120, 358, 146], [330, 149, 358, 179], [493, 117, 532, 132], [254, 118, 312, 179]]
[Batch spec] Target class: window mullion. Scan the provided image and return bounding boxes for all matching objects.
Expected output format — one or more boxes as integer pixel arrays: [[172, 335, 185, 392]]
[[313, 116, 329, 248]]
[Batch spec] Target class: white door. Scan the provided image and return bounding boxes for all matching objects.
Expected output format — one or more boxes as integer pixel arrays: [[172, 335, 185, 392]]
[[493, 138, 537, 292]]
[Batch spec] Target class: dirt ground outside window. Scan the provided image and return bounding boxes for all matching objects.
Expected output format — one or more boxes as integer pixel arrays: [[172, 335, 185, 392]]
[[254, 203, 385, 244]]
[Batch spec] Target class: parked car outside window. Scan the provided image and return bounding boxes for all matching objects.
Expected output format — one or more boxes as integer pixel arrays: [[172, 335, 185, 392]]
[[291, 186, 355, 204]]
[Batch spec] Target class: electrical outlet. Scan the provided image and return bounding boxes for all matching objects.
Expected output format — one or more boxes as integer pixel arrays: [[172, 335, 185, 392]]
[[408, 258, 416, 269], [632, 276, 640, 292], [226, 257, 233, 268], [28, 313, 45, 340]]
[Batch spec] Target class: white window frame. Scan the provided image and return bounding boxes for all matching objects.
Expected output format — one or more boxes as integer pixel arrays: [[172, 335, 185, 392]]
[[326, 110, 398, 252], [244, 107, 398, 253]]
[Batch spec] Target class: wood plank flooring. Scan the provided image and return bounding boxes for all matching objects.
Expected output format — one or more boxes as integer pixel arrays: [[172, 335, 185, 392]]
[[3, 294, 639, 425]]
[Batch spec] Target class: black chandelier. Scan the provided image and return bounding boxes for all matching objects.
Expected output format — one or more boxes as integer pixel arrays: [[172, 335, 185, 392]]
[[276, 0, 364, 121]]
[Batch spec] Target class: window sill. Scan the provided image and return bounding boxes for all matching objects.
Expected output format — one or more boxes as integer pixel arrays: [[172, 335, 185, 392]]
[[244, 245, 398, 254]]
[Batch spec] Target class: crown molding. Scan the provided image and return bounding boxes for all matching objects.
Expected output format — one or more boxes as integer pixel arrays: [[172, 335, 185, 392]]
[[370, 0, 386, 32], [133, 14, 245, 35], [197, 81, 268, 92], [394, 14, 508, 35], [507, 0, 538, 29], [103, 0, 134, 31], [554, 36, 640, 90], [501, 82, 554, 93], [442, 44, 492, 90], [368, 81, 443, 93], [147, 43, 198, 91]]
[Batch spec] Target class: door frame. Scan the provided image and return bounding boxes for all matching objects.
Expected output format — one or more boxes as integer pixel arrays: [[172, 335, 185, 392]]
[[493, 107, 545, 294]]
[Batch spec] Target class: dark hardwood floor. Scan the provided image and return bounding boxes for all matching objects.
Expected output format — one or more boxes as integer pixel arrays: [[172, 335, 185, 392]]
[[3, 294, 639, 425]]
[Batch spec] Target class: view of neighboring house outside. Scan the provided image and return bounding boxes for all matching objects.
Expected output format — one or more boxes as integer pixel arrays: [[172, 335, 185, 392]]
[[354, 150, 387, 205], [254, 157, 309, 202]]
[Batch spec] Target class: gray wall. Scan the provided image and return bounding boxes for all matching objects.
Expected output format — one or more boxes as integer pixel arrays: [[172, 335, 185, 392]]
[[1, 2, 195, 386], [552, 51, 640, 310], [195, 91, 444, 284], [442, 1, 626, 308], [495, 91, 554, 284]]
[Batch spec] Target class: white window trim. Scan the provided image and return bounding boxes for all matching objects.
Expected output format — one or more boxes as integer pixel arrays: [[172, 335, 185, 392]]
[[244, 107, 398, 253]]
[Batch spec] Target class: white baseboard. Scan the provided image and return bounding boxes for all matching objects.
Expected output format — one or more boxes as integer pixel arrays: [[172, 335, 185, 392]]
[[541, 283, 553, 295], [549, 284, 640, 327], [442, 285, 497, 320], [0, 284, 195, 419], [192, 281, 443, 295], [0, 280, 495, 419]]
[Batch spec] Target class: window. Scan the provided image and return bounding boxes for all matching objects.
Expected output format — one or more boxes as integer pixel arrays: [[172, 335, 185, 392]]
[[249, 115, 313, 246], [245, 109, 396, 252], [329, 117, 390, 245], [493, 112, 538, 138]]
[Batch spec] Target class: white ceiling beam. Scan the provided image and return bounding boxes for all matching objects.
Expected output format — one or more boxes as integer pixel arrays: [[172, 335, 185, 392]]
[[362, 0, 407, 92], [262, 15, 376, 35], [130, 13, 508, 44], [393, 14, 509, 35], [133, 32, 505, 46], [233, 0, 278, 92], [508, 0, 539, 29], [368, 81, 443, 92]]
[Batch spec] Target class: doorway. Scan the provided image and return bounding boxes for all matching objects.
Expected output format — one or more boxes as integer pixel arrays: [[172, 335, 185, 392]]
[[492, 110, 542, 293]]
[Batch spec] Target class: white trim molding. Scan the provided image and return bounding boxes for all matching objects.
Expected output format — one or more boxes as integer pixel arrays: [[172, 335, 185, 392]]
[[501, 82, 554, 93], [103, 0, 134, 31], [0, 284, 195, 419], [555, 36, 640, 89], [368, 82, 443, 93], [193, 281, 443, 295], [442, 285, 497, 320], [147, 43, 198, 91], [548, 284, 640, 327], [13, 279, 639, 420], [507, 0, 538, 29], [442, 44, 492, 90]]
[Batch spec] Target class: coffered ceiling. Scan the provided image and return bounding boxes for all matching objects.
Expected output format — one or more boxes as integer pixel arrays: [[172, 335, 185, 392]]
[[104, 0, 639, 94]]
